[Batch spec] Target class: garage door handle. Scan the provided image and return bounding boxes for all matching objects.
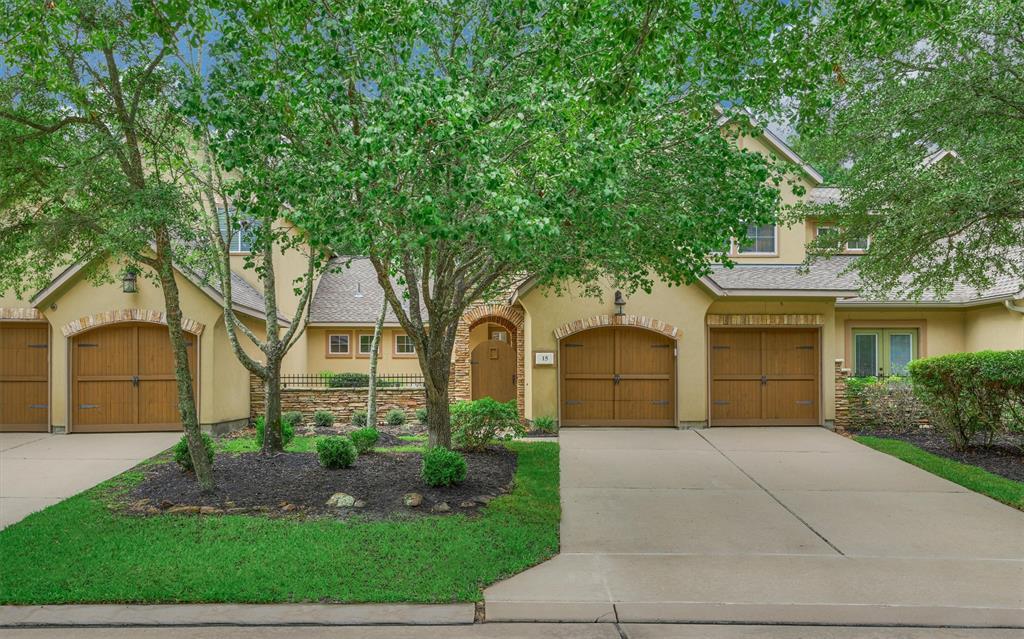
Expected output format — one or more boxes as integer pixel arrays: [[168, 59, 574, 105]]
[[613, 374, 621, 385], [760, 375, 767, 386]]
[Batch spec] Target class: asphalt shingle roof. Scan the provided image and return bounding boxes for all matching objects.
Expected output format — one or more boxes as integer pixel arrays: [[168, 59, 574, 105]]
[[706, 256, 862, 293], [310, 257, 428, 324]]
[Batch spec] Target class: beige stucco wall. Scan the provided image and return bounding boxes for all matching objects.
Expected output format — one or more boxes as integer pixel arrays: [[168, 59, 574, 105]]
[[305, 326, 423, 376], [965, 304, 1024, 351], [519, 280, 716, 424], [34, 260, 253, 431]]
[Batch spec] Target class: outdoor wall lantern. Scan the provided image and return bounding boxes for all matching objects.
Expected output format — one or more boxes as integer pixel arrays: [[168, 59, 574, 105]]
[[122, 267, 138, 294], [614, 290, 626, 316]]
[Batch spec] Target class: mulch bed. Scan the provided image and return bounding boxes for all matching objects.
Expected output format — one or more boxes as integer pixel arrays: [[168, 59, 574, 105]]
[[124, 447, 516, 520], [856, 425, 1024, 482]]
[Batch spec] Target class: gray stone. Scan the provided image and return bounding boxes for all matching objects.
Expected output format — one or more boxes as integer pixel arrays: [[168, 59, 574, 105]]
[[166, 505, 200, 515], [475, 495, 494, 504], [431, 502, 451, 513], [326, 492, 356, 508], [353, 499, 367, 508], [404, 493, 423, 507], [459, 500, 476, 509]]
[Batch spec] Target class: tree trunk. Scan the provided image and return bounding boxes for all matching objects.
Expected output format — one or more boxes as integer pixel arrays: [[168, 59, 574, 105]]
[[367, 300, 386, 427], [425, 381, 452, 449], [262, 361, 284, 454], [154, 234, 214, 492]]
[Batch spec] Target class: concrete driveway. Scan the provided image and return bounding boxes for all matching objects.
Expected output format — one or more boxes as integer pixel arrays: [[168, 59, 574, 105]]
[[0, 432, 180, 529], [485, 427, 1024, 627]]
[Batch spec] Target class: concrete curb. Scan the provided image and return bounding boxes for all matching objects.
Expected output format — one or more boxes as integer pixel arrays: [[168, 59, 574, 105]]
[[0, 603, 476, 627]]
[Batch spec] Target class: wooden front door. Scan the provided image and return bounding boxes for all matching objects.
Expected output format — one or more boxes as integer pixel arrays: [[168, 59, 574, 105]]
[[0, 323, 49, 432], [560, 327, 675, 427], [471, 339, 516, 403], [709, 327, 820, 426], [72, 324, 197, 432]]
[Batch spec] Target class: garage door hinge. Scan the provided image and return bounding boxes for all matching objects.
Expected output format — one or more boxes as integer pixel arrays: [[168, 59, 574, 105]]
[[796, 345, 814, 350], [564, 343, 583, 348], [79, 404, 99, 409], [712, 345, 730, 350], [77, 343, 98, 348], [795, 400, 814, 405], [565, 400, 583, 405], [712, 400, 730, 405], [28, 343, 47, 349], [650, 400, 669, 405], [29, 404, 47, 409]]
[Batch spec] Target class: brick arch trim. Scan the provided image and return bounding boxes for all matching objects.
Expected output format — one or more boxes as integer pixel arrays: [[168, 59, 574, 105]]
[[553, 314, 679, 340], [463, 303, 524, 332], [61, 309, 205, 338]]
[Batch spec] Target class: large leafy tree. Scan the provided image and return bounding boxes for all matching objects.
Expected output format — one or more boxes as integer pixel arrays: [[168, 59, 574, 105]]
[[795, 0, 1021, 299], [0, 0, 217, 488], [201, 0, 859, 448]]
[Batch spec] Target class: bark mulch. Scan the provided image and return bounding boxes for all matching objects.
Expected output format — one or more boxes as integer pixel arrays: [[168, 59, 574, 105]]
[[125, 447, 517, 520], [857, 425, 1024, 482]]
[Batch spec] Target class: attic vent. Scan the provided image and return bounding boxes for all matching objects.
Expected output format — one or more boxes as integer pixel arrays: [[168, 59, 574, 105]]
[[354, 283, 364, 298]]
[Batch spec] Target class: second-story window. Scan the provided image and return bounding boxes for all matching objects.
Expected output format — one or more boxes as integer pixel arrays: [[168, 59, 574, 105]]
[[217, 207, 259, 254], [845, 237, 870, 252], [736, 224, 777, 255]]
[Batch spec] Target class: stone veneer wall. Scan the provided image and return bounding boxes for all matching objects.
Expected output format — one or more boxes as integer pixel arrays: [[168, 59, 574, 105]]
[[249, 375, 426, 425], [834, 359, 851, 431]]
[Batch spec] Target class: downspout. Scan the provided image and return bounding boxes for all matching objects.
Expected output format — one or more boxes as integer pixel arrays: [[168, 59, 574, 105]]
[[1005, 299, 1024, 314]]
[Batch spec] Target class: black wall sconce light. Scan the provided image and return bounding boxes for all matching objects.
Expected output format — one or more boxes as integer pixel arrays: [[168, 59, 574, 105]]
[[122, 267, 138, 293], [614, 290, 626, 316]]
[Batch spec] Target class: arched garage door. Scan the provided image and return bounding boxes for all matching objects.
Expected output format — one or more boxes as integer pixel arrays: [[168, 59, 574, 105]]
[[72, 324, 197, 432], [559, 326, 675, 427], [0, 323, 49, 432]]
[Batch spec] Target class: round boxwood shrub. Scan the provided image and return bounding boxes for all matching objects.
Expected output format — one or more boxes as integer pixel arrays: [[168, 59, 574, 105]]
[[173, 433, 215, 472], [421, 446, 467, 487], [350, 427, 380, 453], [255, 415, 296, 448], [351, 409, 368, 428], [451, 397, 524, 451], [313, 410, 335, 429], [283, 411, 303, 429], [385, 408, 407, 426], [316, 436, 357, 469], [415, 407, 428, 425]]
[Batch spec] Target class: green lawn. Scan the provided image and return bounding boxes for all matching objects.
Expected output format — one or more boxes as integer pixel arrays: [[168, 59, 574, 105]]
[[855, 436, 1024, 510], [0, 441, 559, 604]]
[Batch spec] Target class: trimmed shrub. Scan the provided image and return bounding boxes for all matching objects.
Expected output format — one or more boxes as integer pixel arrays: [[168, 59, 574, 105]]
[[327, 372, 370, 388], [909, 350, 1024, 449], [173, 433, 215, 472], [421, 446, 467, 487], [385, 408, 407, 426], [351, 409, 368, 428], [255, 414, 296, 448], [533, 415, 558, 433], [415, 407, 428, 424], [283, 411, 303, 429], [316, 436, 357, 469], [451, 397, 524, 452], [847, 377, 925, 433], [313, 410, 335, 429], [350, 427, 380, 453]]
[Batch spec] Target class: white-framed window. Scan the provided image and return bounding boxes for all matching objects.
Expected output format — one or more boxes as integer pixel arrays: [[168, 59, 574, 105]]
[[358, 333, 378, 356], [845, 236, 870, 252], [395, 334, 416, 355], [736, 224, 777, 255], [217, 207, 259, 253], [327, 333, 350, 356]]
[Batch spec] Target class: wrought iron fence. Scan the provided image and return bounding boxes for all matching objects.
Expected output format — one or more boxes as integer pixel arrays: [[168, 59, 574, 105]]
[[280, 373, 425, 389]]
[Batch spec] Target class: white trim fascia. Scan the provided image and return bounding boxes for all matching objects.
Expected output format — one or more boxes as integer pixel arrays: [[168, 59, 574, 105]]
[[717, 288, 861, 298], [836, 295, 1016, 309], [307, 321, 412, 328], [30, 261, 88, 306]]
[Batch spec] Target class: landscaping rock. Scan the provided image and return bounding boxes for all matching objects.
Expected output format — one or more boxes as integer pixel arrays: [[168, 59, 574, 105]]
[[459, 500, 476, 509], [130, 498, 151, 510], [199, 506, 222, 515], [326, 492, 356, 508], [353, 499, 367, 508], [159, 499, 174, 510], [431, 502, 451, 513], [404, 492, 423, 507], [475, 495, 494, 504], [280, 503, 296, 512]]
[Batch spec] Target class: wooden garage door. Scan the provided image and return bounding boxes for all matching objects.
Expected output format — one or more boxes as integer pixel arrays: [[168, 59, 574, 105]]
[[560, 327, 675, 427], [72, 324, 196, 432], [709, 328, 820, 426], [0, 323, 49, 432]]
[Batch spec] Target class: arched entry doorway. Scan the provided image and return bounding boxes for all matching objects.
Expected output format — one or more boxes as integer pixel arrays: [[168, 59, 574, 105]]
[[559, 325, 676, 426], [71, 323, 198, 432], [471, 339, 516, 402]]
